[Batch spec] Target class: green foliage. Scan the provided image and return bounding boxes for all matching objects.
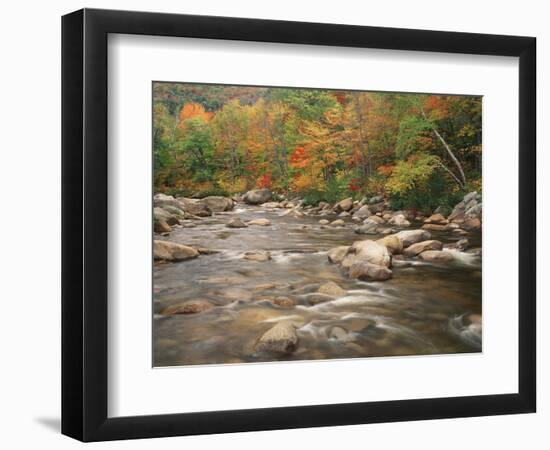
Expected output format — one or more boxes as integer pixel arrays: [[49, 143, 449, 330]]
[[178, 117, 215, 182], [395, 116, 431, 158]]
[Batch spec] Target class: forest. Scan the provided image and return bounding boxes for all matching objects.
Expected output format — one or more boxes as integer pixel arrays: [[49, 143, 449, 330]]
[[153, 82, 481, 212]]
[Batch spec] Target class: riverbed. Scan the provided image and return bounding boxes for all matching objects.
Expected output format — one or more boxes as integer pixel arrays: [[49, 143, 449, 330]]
[[153, 204, 482, 367]]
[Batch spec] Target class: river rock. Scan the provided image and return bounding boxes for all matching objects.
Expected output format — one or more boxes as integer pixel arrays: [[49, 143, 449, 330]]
[[422, 223, 447, 231], [353, 205, 372, 219], [452, 228, 468, 235], [243, 188, 272, 205], [348, 262, 392, 281], [248, 218, 271, 226], [334, 197, 353, 212], [388, 214, 410, 227], [160, 204, 186, 218], [161, 299, 213, 315], [376, 235, 403, 255], [303, 293, 335, 305], [418, 250, 455, 262], [462, 217, 481, 230], [254, 322, 298, 354], [327, 246, 350, 264], [424, 213, 448, 224], [403, 240, 443, 257], [342, 240, 391, 269], [395, 229, 432, 247], [261, 201, 281, 209], [153, 240, 199, 261], [354, 221, 379, 235], [338, 211, 351, 217], [317, 281, 347, 297], [154, 207, 180, 226], [226, 217, 248, 228], [153, 193, 184, 210], [243, 250, 271, 262], [177, 198, 212, 217], [367, 215, 385, 224], [281, 208, 304, 218], [200, 196, 234, 212], [369, 195, 384, 204], [319, 219, 330, 225], [154, 218, 171, 233], [330, 219, 345, 226], [272, 296, 296, 307]]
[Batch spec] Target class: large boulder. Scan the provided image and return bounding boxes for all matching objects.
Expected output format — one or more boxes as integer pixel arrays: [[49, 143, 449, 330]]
[[341, 240, 391, 269], [200, 196, 234, 212], [403, 240, 443, 257], [354, 221, 379, 235], [177, 198, 212, 217], [334, 197, 354, 212], [153, 240, 199, 261], [348, 262, 392, 281], [154, 193, 183, 210], [154, 218, 171, 233], [243, 189, 272, 205], [327, 246, 350, 264], [254, 322, 298, 354], [368, 195, 384, 204], [395, 229, 432, 247], [463, 217, 481, 230], [376, 235, 403, 255]]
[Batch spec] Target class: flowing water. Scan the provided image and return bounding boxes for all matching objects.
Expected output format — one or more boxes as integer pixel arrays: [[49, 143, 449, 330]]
[[153, 204, 482, 367]]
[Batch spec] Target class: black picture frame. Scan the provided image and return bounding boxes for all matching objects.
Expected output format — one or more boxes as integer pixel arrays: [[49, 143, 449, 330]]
[[62, 8, 536, 442]]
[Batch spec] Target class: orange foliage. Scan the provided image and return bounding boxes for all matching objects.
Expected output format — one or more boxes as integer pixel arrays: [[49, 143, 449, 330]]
[[179, 103, 213, 123]]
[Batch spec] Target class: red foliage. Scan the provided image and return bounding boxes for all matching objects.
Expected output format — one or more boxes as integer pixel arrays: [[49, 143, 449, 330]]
[[257, 173, 272, 189]]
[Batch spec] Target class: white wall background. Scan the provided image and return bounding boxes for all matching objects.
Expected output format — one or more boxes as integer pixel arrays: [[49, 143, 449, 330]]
[[0, 0, 546, 448]]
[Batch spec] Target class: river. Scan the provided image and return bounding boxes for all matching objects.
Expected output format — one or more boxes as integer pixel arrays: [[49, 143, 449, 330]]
[[153, 203, 482, 367]]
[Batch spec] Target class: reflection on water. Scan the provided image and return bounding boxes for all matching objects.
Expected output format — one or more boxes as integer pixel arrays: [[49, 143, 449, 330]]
[[153, 205, 482, 367]]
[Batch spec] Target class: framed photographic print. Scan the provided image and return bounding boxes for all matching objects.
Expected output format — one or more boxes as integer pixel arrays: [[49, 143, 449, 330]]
[[62, 8, 536, 441]]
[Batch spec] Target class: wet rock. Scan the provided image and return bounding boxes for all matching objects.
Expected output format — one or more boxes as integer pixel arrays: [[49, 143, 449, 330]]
[[261, 201, 281, 208], [303, 293, 335, 305], [251, 283, 278, 292], [422, 223, 447, 231], [342, 240, 391, 269], [200, 196, 234, 212], [161, 299, 213, 315], [403, 240, 443, 257], [281, 208, 304, 218], [327, 326, 352, 342], [452, 228, 468, 235], [247, 218, 271, 226], [330, 219, 345, 226], [376, 235, 403, 255], [334, 197, 353, 212], [319, 219, 330, 225], [444, 238, 469, 251], [353, 205, 372, 219], [317, 281, 347, 297], [243, 250, 271, 262], [226, 217, 248, 228], [327, 246, 350, 264], [154, 193, 184, 210], [348, 262, 392, 281], [338, 211, 351, 217], [153, 240, 199, 261], [418, 250, 455, 262], [424, 213, 448, 224], [395, 229, 432, 247], [368, 202, 385, 214], [243, 188, 272, 205], [254, 322, 298, 354], [272, 296, 296, 307]]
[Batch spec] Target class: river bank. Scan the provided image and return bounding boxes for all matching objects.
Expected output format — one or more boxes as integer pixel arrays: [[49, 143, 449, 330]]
[[153, 190, 482, 366]]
